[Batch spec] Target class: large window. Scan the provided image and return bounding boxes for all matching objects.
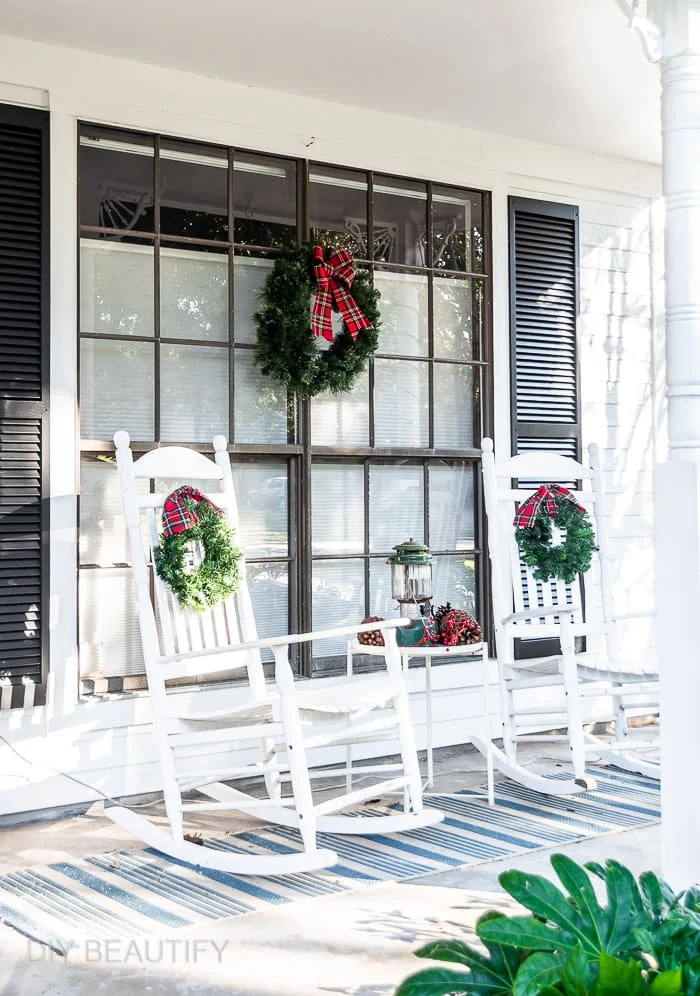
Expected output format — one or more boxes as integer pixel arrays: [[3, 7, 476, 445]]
[[78, 125, 491, 688]]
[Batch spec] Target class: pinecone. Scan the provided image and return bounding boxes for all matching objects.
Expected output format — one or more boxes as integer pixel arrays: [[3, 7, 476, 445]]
[[434, 603, 482, 646], [357, 617, 385, 647]]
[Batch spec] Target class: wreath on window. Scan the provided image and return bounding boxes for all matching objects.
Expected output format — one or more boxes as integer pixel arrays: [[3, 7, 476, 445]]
[[254, 243, 380, 398], [155, 486, 241, 612], [514, 485, 597, 584]]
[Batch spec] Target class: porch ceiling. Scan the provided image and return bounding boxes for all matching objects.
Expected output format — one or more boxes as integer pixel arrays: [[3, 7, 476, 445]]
[[1, 0, 660, 163]]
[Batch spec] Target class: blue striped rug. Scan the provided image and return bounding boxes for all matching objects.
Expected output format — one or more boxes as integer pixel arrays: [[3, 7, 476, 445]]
[[0, 766, 659, 954]]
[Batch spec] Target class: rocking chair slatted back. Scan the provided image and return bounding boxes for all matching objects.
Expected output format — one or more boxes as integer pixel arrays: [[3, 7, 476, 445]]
[[482, 439, 613, 647], [114, 431, 267, 697]]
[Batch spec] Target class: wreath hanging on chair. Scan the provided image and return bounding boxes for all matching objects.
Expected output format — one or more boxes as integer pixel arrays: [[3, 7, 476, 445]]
[[155, 486, 241, 612], [254, 243, 381, 398], [514, 484, 597, 584]]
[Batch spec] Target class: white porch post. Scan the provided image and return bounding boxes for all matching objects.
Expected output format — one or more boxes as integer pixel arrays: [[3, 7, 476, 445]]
[[657, 3, 700, 890], [621, 0, 700, 887]]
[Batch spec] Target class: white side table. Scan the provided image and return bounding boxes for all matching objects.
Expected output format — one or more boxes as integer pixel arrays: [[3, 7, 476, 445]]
[[346, 638, 494, 804]]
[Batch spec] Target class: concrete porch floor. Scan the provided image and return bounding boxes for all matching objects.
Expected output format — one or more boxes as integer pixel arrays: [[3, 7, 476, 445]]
[[0, 742, 661, 996]]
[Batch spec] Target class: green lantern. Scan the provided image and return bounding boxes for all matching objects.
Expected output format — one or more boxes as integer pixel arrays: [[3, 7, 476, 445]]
[[388, 539, 436, 647]]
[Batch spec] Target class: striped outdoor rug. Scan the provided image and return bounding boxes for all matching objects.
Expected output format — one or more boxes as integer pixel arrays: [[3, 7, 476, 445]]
[[0, 765, 659, 954]]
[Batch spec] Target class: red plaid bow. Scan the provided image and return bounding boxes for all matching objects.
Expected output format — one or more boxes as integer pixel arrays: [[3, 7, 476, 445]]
[[311, 245, 373, 342], [514, 485, 585, 529], [162, 486, 223, 537]]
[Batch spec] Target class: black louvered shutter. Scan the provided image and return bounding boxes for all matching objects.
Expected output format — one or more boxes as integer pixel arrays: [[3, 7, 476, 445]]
[[509, 197, 580, 459], [509, 197, 580, 660], [0, 104, 49, 707]]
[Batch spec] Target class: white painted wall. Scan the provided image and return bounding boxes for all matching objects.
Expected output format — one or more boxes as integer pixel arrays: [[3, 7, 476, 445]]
[[0, 33, 663, 816]]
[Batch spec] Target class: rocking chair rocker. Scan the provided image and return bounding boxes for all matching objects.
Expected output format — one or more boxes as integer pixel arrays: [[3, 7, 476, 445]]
[[109, 431, 442, 876], [479, 438, 659, 796]]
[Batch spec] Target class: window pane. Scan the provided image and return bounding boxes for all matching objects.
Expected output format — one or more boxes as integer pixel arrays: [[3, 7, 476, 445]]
[[432, 186, 484, 273], [369, 558, 397, 619], [432, 554, 477, 616], [160, 246, 228, 342], [80, 239, 154, 337], [160, 344, 228, 442], [79, 128, 154, 232], [310, 167, 368, 259], [374, 270, 428, 357], [234, 350, 288, 443], [310, 369, 369, 446], [231, 463, 288, 558], [433, 276, 474, 361], [80, 455, 149, 567], [79, 568, 144, 676], [433, 363, 474, 449], [373, 177, 427, 266], [234, 154, 296, 248], [374, 359, 429, 447], [234, 256, 274, 343], [311, 463, 364, 555], [312, 558, 365, 661], [247, 563, 288, 663], [159, 141, 228, 241], [80, 339, 154, 441], [369, 464, 423, 552], [429, 462, 475, 551]]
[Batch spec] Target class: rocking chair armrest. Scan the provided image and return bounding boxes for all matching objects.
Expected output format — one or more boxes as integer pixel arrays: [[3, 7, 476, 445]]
[[159, 617, 411, 670], [610, 611, 656, 623], [500, 606, 576, 626]]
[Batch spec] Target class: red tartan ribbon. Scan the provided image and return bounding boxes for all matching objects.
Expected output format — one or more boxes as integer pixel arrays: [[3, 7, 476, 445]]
[[162, 485, 223, 538], [311, 245, 373, 342], [513, 484, 585, 529]]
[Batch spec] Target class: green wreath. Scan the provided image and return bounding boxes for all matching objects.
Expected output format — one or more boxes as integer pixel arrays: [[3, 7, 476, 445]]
[[254, 243, 380, 398], [515, 498, 597, 584], [155, 498, 241, 612]]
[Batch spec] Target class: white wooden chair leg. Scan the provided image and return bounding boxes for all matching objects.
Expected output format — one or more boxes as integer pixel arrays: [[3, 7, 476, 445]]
[[385, 635, 423, 814], [345, 640, 353, 793], [261, 736, 283, 801], [501, 676, 517, 761], [425, 657, 434, 788], [560, 625, 587, 785], [273, 645, 319, 854]]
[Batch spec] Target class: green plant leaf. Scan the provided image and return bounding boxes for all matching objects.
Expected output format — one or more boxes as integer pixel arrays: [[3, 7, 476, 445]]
[[683, 957, 700, 996], [584, 862, 607, 882], [600, 860, 648, 955], [498, 869, 598, 955], [649, 968, 684, 994], [394, 966, 473, 996], [513, 951, 567, 996], [560, 944, 595, 995], [478, 915, 570, 953], [415, 939, 504, 979], [639, 872, 672, 921], [551, 855, 605, 948], [595, 952, 646, 996]]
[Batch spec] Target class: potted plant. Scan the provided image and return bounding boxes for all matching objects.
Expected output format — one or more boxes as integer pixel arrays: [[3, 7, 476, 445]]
[[396, 854, 700, 995]]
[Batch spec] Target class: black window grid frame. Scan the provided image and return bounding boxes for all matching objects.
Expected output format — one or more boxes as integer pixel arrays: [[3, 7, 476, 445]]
[[76, 123, 493, 684]]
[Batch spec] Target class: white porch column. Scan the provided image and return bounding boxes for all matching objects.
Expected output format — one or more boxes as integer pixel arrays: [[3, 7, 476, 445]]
[[621, 0, 700, 887], [658, 8, 700, 890], [617, 0, 700, 888]]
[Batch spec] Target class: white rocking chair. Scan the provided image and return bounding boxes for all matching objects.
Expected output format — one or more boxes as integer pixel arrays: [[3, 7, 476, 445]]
[[109, 431, 442, 876], [479, 437, 659, 796]]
